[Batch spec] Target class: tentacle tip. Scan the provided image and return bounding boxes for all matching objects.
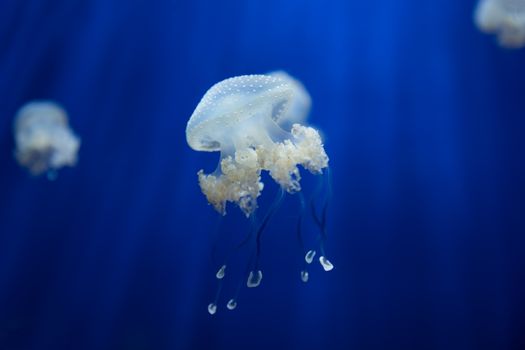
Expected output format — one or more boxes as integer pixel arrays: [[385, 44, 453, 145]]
[[207, 303, 217, 315], [247, 270, 263, 288], [216, 264, 227, 279], [300, 270, 309, 282], [305, 249, 316, 264], [319, 256, 334, 271], [226, 298, 237, 310]]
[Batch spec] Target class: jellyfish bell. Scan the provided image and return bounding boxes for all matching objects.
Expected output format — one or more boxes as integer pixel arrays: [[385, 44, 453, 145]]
[[475, 0, 525, 48], [13, 101, 80, 177], [186, 74, 329, 217], [267, 70, 312, 128]]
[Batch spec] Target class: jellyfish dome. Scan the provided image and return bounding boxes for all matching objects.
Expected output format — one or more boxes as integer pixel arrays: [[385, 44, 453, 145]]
[[186, 72, 329, 217], [13, 101, 80, 177], [475, 0, 525, 48]]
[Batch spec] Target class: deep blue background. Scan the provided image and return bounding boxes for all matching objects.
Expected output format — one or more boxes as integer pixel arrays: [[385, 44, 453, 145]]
[[1, 1, 525, 349]]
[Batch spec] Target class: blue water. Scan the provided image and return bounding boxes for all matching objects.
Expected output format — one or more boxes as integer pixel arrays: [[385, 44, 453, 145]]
[[1, 1, 525, 349]]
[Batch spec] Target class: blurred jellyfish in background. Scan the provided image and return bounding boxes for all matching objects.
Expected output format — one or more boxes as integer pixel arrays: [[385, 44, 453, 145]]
[[475, 0, 525, 48], [186, 71, 334, 314], [13, 101, 80, 179]]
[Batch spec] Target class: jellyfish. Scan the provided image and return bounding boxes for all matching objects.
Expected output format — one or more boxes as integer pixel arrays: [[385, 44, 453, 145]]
[[13, 101, 80, 179], [186, 72, 334, 314], [475, 0, 525, 48]]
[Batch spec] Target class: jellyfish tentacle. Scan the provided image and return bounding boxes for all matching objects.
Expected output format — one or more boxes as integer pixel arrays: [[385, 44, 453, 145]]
[[225, 256, 256, 311], [210, 215, 225, 267], [208, 277, 224, 315], [242, 187, 285, 289], [296, 191, 306, 250], [296, 192, 313, 282], [235, 213, 258, 251], [211, 213, 261, 311], [215, 213, 258, 274], [310, 167, 335, 271], [209, 214, 256, 313], [310, 173, 327, 251], [245, 190, 282, 291], [321, 167, 333, 249], [311, 190, 329, 256], [254, 187, 285, 271]]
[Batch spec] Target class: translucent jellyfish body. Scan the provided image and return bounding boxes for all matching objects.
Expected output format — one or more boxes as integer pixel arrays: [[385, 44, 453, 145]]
[[186, 72, 329, 217], [475, 0, 525, 48], [187, 72, 335, 315], [14, 101, 80, 177]]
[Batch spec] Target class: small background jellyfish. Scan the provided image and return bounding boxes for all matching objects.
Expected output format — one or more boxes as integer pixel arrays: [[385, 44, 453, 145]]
[[13, 101, 80, 179], [475, 0, 525, 48], [186, 72, 334, 314]]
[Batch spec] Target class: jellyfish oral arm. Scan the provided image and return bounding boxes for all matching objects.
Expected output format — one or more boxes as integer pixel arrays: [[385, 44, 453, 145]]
[[197, 122, 328, 217], [261, 124, 328, 190], [198, 146, 263, 216]]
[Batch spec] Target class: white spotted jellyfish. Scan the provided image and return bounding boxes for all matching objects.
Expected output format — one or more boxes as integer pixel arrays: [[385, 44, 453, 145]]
[[186, 71, 335, 314], [13, 101, 80, 179], [475, 0, 525, 48]]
